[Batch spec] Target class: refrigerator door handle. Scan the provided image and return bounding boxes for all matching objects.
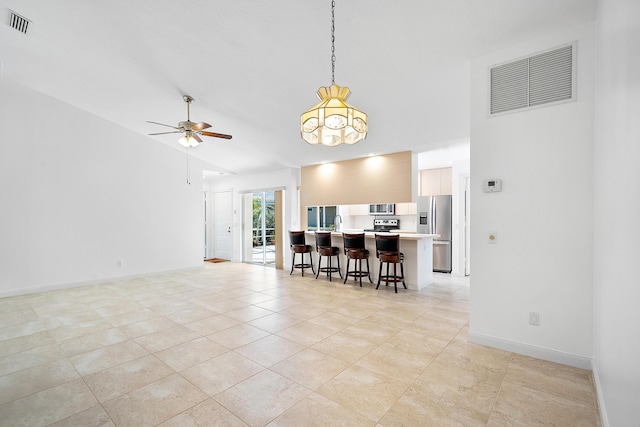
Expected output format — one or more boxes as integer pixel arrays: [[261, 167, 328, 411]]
[[432, 197, 438, 234], [429, 196, 433, 234]]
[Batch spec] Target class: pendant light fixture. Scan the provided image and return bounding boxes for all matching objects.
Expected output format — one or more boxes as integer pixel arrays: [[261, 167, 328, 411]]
[[301, 0, 367, 146]]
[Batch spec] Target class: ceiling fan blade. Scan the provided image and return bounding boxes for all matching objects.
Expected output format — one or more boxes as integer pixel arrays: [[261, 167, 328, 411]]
[[192, 122, 212, 131], [201, 131, 233, 140], [147, 120, 180, 129], [192, 134, 203, 143], [149, 131, 183, 135]]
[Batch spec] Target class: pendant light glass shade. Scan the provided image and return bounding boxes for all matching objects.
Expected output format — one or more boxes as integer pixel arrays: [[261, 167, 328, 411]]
[[301, 84, 368, 146]]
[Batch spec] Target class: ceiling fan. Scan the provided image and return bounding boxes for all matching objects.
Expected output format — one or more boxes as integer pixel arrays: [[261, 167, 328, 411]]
[[147, 95, 232, 147]]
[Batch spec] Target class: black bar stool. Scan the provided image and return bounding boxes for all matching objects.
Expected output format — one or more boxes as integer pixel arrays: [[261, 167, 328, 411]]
[[342, 233, 372, 287], [315, 231, 342, 281], [289, 231, 314, 276], [375, 233, 406, 293]]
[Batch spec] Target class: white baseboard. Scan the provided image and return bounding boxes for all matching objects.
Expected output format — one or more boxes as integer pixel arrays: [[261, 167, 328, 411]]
[[0, 265, 204, 298], [591, 362, 609, 427], [469, 331, 592, 369]]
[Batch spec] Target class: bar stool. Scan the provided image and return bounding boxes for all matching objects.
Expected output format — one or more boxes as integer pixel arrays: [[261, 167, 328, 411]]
[[315, 231, 342, 281], [289, 231, 314, 276], [342, 233, 372, 287], [375, 234, 406, 293]]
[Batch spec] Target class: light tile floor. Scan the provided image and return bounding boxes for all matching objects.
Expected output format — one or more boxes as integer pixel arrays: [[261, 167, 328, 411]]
[[0, 263, 601, 426]]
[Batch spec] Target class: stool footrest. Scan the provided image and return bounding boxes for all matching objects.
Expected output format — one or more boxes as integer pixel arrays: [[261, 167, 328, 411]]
[[346, 271, 370, 277], [378, 275, 404, 283]]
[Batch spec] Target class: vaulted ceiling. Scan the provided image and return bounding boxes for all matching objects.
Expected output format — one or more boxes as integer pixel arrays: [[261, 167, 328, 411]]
[[0, 0, 597, 175]]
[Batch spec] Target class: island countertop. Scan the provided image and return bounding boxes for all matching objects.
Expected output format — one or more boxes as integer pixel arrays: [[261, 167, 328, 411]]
[[306, 230, 439, 241]]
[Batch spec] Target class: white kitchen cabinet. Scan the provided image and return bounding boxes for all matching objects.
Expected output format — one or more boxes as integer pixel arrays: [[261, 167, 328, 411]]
[[440, 169, 452, 194], [394, 202, 417, 215], [419, 167, 452, 195], [420, 169, 440, 195], [344, 204, 369, 216]]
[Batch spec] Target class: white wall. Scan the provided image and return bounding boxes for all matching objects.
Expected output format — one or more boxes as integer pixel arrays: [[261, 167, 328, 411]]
[[469, 22, 595, 367], [592, 0, 640, 424], [205, 168, 300, 268], [417, 139, 470, 170], [0, 79, 207, 296]]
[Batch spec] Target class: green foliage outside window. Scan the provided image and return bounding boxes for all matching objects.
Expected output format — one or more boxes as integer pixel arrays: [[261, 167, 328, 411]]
[[253, 194, 276, 246], [253, 196, 275, 229]]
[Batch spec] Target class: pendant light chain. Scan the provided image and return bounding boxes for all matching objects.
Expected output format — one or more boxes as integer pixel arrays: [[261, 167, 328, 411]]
[[300, 0, 367, 146], [331, 0, 336, 85]]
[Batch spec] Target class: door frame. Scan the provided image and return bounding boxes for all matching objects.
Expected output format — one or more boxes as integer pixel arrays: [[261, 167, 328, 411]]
[[203, 191, 208, 259], [463, 175, 471, 276]]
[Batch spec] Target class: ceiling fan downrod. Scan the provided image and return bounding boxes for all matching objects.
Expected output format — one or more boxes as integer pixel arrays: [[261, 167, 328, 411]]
[[183, 95, 194, 121]]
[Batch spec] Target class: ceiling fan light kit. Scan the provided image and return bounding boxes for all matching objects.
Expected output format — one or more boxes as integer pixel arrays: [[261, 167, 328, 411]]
[[178, 134, 200, 148], [301, 0, 367, 146]]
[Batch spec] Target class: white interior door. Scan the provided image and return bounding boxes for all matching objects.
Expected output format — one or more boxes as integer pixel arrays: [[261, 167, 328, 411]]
[[213, 190, 233, 260]]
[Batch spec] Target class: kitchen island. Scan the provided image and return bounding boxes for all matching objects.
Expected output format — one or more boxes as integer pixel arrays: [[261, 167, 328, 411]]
[[304, 231, 438, 290]]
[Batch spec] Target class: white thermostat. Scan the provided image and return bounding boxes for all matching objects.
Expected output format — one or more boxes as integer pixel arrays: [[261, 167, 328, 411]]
[[483, 178, 502, 193]]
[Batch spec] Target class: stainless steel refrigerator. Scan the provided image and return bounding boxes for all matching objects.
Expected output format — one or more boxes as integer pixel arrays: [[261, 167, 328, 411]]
[[417, 195, 452, 273]]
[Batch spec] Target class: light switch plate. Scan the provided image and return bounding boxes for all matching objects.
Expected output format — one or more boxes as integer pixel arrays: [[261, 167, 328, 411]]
[[488, 232, 497, 244]]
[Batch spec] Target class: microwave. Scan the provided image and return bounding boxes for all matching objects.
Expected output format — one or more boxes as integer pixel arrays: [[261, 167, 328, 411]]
[[369, 203, 395, 215]]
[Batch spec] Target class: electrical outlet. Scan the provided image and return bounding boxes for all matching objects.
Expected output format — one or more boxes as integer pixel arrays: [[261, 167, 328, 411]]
[[116, 260, 123, 267], [529, 312, 540, 326]]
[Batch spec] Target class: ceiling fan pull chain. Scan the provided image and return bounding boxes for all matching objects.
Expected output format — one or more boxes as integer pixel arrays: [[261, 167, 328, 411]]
[[186, 148, 191, 185]]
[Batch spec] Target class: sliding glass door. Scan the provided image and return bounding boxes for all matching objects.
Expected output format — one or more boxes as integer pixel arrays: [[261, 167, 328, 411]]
[[250, 191, 276, 265]]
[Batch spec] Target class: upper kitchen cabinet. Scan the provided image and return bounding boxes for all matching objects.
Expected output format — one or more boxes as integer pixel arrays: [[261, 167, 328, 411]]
[[343, 204, 369, 216], [419, 167, 452, 196], [394, 202, 417, 215]]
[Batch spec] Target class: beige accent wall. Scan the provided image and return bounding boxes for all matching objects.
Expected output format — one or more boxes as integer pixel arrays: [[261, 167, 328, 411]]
[[299, 151, 414, 232], [300, 151, 414, 207]]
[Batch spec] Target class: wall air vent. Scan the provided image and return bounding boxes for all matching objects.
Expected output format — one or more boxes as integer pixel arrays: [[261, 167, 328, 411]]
[[8, 10, 31, 35], [490, 42, 576, 115]]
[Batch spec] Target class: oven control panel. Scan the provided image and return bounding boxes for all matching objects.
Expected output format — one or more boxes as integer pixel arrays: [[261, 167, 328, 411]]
[[373, 219, 399, 227]]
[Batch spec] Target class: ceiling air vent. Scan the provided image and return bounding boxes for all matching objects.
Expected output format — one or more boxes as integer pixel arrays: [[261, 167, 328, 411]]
[[8, 10, 31, 35], [490, 42, 576, 115]]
